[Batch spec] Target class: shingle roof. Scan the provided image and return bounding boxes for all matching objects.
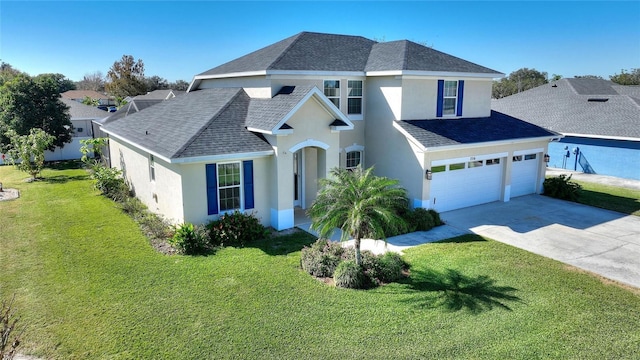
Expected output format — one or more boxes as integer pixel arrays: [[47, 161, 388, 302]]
[[397, 111, 557, 148], [102, 88, 272, 160], [246, 85, 316, 131], [492, 78, 640, 139], [61, 90, 110, 100], [134, 89, 185, 100], [60, 98, 109, 119], [365, 40, 499, 74], [198, 32, 501, 76], [98, 99, 164, 125]]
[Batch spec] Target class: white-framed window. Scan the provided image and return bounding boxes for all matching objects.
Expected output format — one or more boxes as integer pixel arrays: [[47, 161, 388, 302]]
[[486, 158, 500, 165], [346, 151, 362, 170], [217, 162, 242, 212], [347, 80, 362, 115], [513, 155, 523, 162], [443, 80, 458, 116], [524, 154, 537, 160], [149, 154, 156, 182], [324, 80, 340, 109]]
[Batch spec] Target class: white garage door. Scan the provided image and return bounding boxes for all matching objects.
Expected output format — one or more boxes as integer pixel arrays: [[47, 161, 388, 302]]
[[511, 153, 540, 198], [430, 157, 503, 212]]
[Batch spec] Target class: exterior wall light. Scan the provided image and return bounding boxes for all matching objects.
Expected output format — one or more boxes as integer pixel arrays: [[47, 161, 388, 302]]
[[544, 154, 550, 163], [425, 169, 432, 180]]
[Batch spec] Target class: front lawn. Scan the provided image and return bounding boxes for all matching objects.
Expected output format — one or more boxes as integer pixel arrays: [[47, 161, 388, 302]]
[[571, 179, 640, 216], [1, 164, 639, 359]]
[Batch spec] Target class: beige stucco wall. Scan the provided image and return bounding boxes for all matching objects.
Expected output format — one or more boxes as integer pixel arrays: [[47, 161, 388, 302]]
[[109, 138, 185, 224], [197, 76, 272, 98], [179, 156, 273, 227]]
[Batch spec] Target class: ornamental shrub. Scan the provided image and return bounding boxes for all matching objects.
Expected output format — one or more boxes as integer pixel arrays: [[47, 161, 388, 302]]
[[170, 223, 209, 255], [334, 260, 370, 289], [377, 252, 408, 283], [407, 208, 436, 231], [207, 211, 268, 247], [301, 239, 345, 277], [543, 174, 582, 201], [92, 166, 129, 202], [428, 209, 443, 226]]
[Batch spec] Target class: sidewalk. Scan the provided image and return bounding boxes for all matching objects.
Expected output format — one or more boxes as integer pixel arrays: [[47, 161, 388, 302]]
[[546, 168, 640, 191]]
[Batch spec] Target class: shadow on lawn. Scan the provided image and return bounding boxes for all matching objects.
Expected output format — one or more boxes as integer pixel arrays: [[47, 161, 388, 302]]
[[250, 230, 316, 256], [576, 190, 640, 216], [43, 174, 90, 184], [401, 268, 521, 314]]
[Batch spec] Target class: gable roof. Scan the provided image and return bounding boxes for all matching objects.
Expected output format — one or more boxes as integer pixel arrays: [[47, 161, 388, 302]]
[[395, 111, 558, 151], [195, 31, 502, 79], [96, 99, 164, 125], [134, 89, 185, 100], [246, 85, 351, 134], [492, 78, 640, 140], [102, 88, 273, 162], [60, 98, 109, 119]]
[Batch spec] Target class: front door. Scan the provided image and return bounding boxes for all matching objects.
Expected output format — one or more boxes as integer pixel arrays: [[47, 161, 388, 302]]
[[293, 150, 303, 207]]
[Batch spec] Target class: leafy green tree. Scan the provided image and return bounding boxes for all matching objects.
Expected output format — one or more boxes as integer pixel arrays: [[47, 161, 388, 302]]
[[0, 61, 23, 86], [81, 96, 100, 106], [105, 55, 147, 98], [144, 75, 169, 92], [34, 73, 76, 93], [307, 166, 408, 265], [5, 128, 55, 179], [0, 74, 73, 152], [492, 68, 549, 99], [610, 68, 640, 85], [79, 137, 109, 167]]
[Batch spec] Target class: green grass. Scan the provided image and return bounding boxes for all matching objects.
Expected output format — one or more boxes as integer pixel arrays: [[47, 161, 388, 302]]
[[2, 164, 640, 359], [572, 179, 640, 216]]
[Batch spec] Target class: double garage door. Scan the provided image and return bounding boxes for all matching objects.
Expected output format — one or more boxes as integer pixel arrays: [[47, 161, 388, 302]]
[[430, 151, 540, 213]]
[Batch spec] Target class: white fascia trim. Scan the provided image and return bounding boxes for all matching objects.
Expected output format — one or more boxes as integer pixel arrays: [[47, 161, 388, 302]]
[[170, 150, 274, 164], [272, 87, 353, 132], [192, 70, 268, 81], [246, 126, 273, 135], [392, 121, 427, 152], [423, 136, 559, 153], [366, 70, 504, 79], [267, 70, 365, 77], [513, 148, 544, 156], [560, 133, 640, 142], [330, 125, 353, 131], [103, 130, 274, 164], [431, 152, 509, 166]]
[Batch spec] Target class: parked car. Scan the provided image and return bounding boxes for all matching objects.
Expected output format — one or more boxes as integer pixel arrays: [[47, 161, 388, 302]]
[[97, 105, 109, 111], [108, 106, 117, 112]]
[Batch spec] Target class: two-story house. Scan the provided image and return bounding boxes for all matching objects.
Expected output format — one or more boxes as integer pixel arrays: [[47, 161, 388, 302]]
[[102, 32, 558, 230]]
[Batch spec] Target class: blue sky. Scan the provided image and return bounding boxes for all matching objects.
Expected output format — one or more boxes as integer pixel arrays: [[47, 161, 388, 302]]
[[1, 1, 639, 82]]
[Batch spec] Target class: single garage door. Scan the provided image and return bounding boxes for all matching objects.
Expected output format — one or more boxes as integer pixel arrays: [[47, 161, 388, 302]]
[[430, 156, 503, 212], [511, 153, 540, 198]]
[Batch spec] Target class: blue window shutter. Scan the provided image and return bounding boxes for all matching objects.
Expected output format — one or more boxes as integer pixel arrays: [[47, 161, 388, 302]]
[[456, 80, 465, 116], [206, 164, 218, 215], [243, 160, 254, 209], [436, 80, 444, 117]]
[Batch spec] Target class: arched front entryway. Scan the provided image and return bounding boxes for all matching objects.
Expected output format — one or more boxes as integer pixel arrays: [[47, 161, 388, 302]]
[[289, 140, 329, 225]]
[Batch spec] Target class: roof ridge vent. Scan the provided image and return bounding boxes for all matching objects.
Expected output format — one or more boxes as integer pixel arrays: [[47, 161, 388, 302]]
[[587, 98, 609, 102]]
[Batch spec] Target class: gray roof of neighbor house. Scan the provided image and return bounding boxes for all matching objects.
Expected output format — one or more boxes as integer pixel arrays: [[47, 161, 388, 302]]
[[61, 90, 111, 101], [397, 111, 558, 149], [97, 99, 165, 125], [198, 32, 501, 77], [102, 88, 273, 160], [492, 78, 640, 140], [60, 98, 109, 119]]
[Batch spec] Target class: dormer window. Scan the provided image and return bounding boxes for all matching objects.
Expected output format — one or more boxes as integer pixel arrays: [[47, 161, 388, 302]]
[[324, 80, 340, 109]]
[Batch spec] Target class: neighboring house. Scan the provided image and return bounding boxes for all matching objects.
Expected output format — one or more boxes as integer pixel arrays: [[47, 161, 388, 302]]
[[122, 89, 183, 103], [492, 78, 640, 180], [0, 98, 107, 165], [61, 90, 116, 106], [102, 31, 558, 230]]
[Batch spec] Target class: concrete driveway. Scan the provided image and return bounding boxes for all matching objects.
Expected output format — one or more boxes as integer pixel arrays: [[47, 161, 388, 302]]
[[439, 195, 640, 289]]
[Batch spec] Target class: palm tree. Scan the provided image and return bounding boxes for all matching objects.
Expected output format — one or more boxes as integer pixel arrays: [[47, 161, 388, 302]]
[[308, 166, 408, 265]]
